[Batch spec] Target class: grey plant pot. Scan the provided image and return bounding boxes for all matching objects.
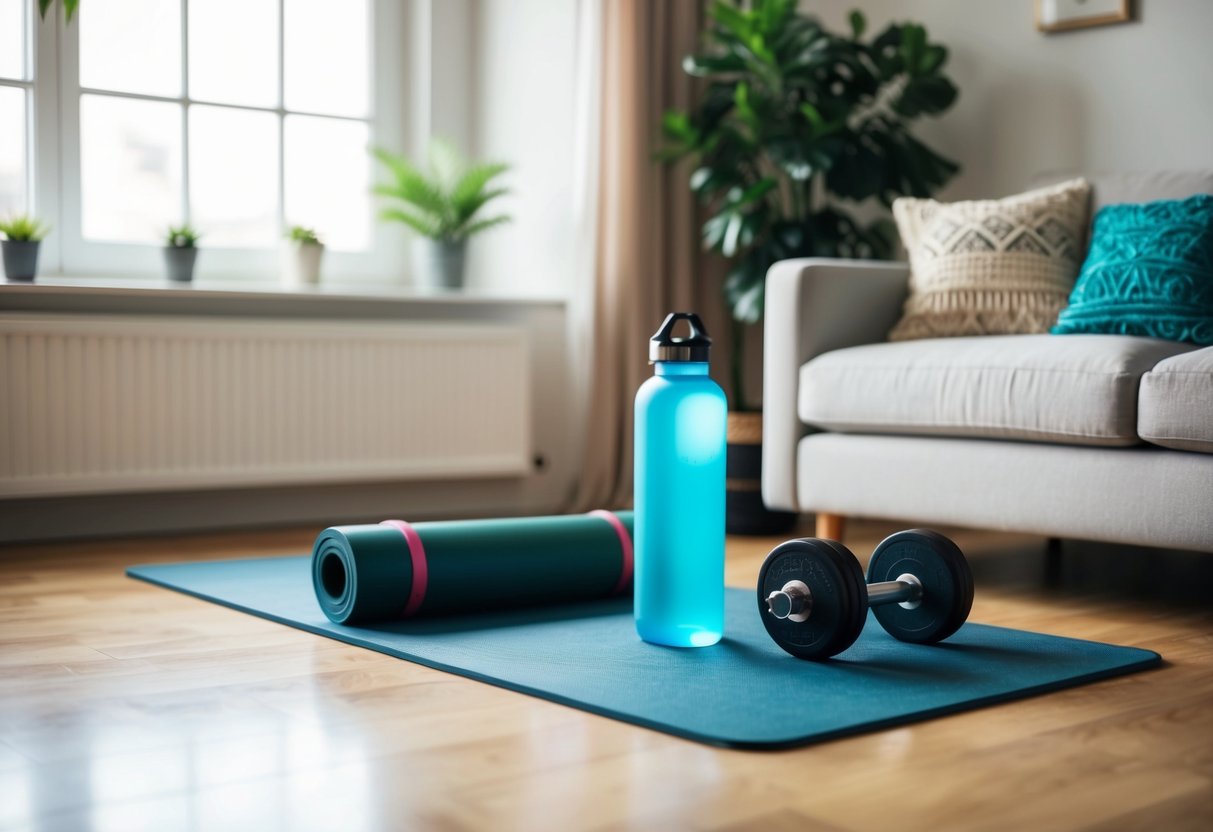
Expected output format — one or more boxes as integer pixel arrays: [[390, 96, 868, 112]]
[[164, 246, 198, 283], [1, 240, 41, 282], [412, 239, 467, 289]]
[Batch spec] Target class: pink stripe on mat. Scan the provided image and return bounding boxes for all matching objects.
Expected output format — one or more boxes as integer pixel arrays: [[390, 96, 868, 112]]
[[588, 510, 634, 595], [380, 519, 429, 617]]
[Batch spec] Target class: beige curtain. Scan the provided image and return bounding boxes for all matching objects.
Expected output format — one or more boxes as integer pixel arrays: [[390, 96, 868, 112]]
[[569, 0, 732, 512]]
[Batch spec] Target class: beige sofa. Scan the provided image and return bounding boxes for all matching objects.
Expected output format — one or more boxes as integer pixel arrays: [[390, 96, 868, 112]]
[[762, 171, 1213, 553]]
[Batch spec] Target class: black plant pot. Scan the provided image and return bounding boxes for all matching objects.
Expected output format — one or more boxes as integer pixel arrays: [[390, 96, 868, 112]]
[[1, 240, 40, 281], [726, 412, 797, 536]]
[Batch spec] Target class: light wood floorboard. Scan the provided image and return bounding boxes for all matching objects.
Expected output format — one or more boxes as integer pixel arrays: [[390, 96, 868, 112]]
[[2, 520, 1211, 831]]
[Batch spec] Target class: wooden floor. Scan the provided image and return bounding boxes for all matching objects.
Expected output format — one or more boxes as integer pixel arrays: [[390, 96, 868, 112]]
[[2, 520, 1211, 831]]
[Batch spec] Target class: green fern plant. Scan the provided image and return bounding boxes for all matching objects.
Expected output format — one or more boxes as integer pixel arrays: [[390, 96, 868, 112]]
[[373, 140, 511, 243], [0, 214, 50, 242]]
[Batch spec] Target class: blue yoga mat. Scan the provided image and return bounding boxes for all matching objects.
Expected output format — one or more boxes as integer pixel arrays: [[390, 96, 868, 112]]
[[128, 556, 1159, 750]]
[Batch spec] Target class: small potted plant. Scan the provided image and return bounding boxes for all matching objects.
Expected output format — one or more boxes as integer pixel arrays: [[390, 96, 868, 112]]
[[0, 214, 50, 282], [373, 139, 511, 289], [164, 224, 201, 283], [281, 225, 325, 286]]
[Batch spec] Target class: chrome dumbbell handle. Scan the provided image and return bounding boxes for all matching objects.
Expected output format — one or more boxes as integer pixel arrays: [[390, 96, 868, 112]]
[[766, 572, 924, 621], [867, 573, 923, 610]]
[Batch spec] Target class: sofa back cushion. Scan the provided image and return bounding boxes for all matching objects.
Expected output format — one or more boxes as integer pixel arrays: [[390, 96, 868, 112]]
[[1088, 170, 1213, 211], [1034, 169, 1213, 213]]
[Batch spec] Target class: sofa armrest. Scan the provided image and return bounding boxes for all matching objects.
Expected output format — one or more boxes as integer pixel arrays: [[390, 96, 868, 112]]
[[762, 258, 910, 512]]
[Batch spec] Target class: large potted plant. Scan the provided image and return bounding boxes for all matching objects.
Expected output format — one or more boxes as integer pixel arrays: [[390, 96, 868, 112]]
[[0, 215, 50, 282], [373, 140, 511, 290], [662, 1, 960, 533]]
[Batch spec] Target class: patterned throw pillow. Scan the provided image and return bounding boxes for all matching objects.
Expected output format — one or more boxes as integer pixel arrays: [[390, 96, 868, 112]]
[[1052, 195, 1213, 346], [888, 179, 1092, 341]]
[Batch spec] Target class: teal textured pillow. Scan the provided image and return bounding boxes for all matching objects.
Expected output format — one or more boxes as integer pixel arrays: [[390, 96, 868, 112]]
[[1052, 194, 1213, 345]]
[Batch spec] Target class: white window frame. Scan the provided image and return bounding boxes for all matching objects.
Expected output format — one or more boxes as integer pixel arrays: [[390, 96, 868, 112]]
[[25, 0, 410, 282], [0, 3, 59, 270]]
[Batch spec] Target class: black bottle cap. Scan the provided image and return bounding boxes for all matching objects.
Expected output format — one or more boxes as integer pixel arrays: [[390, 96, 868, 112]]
[[649, 312, 711, 363]]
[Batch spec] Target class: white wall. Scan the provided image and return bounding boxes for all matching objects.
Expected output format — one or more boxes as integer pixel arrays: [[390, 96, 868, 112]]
[[464, 0, 580, 297], [810, 0, 1213, 199]]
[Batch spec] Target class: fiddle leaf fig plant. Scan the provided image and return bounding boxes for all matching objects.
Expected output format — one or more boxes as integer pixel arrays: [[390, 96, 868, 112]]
[[661, 1, 960, 409]]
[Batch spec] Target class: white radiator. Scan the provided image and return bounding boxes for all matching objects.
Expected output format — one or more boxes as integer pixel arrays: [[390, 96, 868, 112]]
[[0, 314, 531, 497]]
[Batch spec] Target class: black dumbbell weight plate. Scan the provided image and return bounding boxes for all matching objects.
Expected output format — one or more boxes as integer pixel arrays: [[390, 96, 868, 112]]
[[866, 529, 973, 645], [756, 538, 868, 660]]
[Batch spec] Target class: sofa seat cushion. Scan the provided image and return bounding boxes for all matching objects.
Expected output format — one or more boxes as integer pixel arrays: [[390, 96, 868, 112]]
[[799, 334, 1195, 447], [1139, 347, 1213, 453]]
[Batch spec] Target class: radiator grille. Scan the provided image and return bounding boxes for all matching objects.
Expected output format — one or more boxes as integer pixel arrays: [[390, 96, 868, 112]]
[[0, 314, 531, 497]]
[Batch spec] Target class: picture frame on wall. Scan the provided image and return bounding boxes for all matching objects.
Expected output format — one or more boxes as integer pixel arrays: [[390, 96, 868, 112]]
[[1036, 0, 1131, 33]]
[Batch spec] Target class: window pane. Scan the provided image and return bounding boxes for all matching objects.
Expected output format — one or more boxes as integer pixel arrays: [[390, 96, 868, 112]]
[[284, 0, 370, 118], [0, 0, 26, 80], [189, 106, 278, 247], [80, 0, 180, 97], [81, 95, 182, 243], [190, 0, 278, 108], [284, 115, 370, 250], [0, 86, 27, 215]]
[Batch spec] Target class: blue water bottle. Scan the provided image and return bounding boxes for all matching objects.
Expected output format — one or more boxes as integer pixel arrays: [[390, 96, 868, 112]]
[[634, 312, 727, 647]]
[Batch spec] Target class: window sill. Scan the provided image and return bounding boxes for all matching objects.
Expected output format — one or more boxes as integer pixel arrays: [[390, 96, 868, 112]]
[[0, 275, 567, 318]]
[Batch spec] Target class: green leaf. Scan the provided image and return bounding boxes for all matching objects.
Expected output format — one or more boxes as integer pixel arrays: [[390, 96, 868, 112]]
[[662, 110, 699, 143], [899, 24, 927, 75], [701, 213, 731, 251], [723, 254, 769, 324], [36, 0, 77, 22], [919, 44, 948, 75], [733, 82, 761, 134], [428, 139, 463, 191], [710, 1, 755, 42], [767, 139, 814, 181], [799, 102, 825, 132], [893, 75, 959, 118], [682, 53, 747, 78], [451, 163, 510, 222], [458, 215, 511, 239], [379, 207, 440, 238], [722, 212, 746, 257], [689, 166, 741, 199], [734, 176, 778, 206], [373, 147, 449, 220], [849, 10, 866, 40]]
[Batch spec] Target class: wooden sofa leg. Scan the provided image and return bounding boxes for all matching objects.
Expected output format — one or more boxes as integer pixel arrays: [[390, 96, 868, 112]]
[[816, 513, 846, 541]]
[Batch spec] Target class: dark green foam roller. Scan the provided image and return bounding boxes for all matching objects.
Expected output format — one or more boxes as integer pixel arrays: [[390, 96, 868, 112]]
[[312, 511, 634, 624]]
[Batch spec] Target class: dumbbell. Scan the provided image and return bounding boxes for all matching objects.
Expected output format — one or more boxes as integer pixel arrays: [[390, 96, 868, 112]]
[[756, 529, 974, 660]]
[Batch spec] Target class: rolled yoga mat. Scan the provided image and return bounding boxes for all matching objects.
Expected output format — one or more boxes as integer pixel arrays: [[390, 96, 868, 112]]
[[312, 511, 634, 623]]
